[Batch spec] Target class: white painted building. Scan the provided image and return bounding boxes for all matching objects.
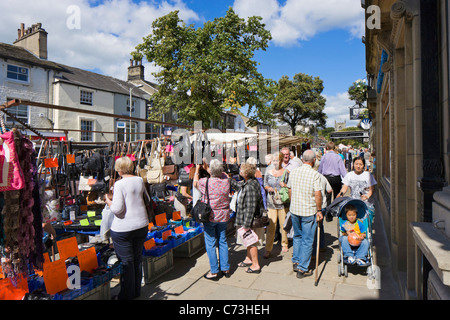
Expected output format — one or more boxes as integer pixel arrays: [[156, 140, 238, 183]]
[[0, 22, 149, 143]]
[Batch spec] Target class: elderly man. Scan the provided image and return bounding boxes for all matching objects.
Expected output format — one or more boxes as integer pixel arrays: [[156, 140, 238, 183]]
[[281, 147, 301, 171], [287, 149, 323, 278], [318, 141, 347, 205]]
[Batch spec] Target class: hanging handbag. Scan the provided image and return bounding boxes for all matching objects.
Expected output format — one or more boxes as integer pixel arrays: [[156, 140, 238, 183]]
[[146, 141, 164, 184], [279, 170, 290, 203], [177, 164, 192, 186], [191, 177, 212, 223], [162, 164, 178, 180], [272, 188, 284, 205], [252, 190, 269, 228]]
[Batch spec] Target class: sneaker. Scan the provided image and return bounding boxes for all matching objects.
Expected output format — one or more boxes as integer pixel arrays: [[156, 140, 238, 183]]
[[356, 258, 369, 267], [344, 256, 355, 265]]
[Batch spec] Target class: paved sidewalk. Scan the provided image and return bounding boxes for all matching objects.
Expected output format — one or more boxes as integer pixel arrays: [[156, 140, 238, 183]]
[[129, 197, 402, 301]]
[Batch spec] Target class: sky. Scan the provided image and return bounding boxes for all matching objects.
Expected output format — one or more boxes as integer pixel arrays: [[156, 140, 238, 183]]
[[0, 0, 366, 128]]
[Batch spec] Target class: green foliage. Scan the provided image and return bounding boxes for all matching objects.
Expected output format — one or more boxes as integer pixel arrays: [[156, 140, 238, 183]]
[[318, 127, 334, 140], [339, 126, 361, 132], [348, 79, 367, 107], [269, 73, 327, 135], [132, 8, 274, 128]]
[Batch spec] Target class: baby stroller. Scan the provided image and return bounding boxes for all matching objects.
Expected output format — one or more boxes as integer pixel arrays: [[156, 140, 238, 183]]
[[326, 197, 377, 280]]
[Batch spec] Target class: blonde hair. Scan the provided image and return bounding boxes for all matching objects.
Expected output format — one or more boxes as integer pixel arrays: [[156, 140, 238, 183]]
[[240, 163, 256, 178], [115, 156, 134, 174]]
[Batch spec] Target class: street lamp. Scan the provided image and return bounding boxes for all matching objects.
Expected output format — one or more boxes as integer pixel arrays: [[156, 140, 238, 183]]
[[129, 84, 143, 142]]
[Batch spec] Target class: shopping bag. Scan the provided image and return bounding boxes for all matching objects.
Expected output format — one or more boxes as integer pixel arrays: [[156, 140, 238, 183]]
[[237, 227, 260, 247], [100, 204, 115, 241]]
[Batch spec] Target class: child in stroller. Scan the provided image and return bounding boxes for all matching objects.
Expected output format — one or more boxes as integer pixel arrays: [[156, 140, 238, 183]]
[[339, 204, 370, 267]]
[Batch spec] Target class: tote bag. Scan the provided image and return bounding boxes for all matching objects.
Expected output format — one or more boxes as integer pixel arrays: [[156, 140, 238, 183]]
[[0, 131, 24, 191]]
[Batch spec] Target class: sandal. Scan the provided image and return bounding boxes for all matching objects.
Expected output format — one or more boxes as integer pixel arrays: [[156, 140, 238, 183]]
[[203, 272, 220, 281], [221, 270, 231, 278], [245, 267, 261, 274], [296, 269, 313, 279], [238, 261, 252, 268]]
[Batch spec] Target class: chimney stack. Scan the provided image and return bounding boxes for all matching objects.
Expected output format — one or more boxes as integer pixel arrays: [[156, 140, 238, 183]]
[[128, 59, 145, 81], [13, 22, 48, 60]]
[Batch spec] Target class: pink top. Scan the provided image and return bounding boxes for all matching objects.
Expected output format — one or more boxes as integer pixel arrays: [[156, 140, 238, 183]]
[[198, 177, 231, 222]]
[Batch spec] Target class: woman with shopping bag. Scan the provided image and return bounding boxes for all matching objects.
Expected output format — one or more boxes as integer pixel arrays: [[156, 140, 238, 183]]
[[231, 164, 266, 274]]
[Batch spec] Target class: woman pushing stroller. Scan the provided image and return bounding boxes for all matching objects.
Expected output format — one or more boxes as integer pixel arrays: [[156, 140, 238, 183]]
[[336, 156, 376, 267]]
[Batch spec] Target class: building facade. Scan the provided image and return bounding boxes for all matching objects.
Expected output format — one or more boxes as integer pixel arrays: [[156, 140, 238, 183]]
[[364, 0, 450, 299], [0, 23, 149, 143]]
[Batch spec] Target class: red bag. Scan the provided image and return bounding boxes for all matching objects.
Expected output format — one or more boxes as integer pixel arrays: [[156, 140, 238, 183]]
[[0, 131, 25, 191]]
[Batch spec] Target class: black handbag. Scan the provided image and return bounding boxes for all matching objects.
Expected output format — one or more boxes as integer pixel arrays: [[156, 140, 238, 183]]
[[192, 178, 212, 223], [252, 191, 269, 228]]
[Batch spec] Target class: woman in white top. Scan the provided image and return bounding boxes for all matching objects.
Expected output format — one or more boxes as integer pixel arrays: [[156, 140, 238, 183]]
[[337, 156, 377, 210], [104, 156, 149, 300]]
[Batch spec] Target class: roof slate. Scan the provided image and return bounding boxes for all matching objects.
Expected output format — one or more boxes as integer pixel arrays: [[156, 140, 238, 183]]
[[0, 42, 148, 98]]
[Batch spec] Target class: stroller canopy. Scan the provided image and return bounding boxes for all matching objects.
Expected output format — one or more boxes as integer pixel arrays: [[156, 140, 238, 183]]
[[325, 197, 370, 220]]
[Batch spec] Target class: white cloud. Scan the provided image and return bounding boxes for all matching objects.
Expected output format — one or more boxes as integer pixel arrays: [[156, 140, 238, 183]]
[[0, 0, 199, 81], [233, 0, 365, 47], [323, 92, 360, 128]]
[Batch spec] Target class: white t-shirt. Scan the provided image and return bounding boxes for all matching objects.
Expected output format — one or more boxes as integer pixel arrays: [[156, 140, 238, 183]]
[[342, 171, 377, 206], [110, 176, 149, 232]]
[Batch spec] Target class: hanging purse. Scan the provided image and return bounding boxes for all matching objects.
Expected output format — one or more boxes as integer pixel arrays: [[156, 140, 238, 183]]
[[162, 164, 178, 180], [272, 188, 284, 205], [146, 140, 164, 184], [279, 170, 290, 203], [192, 177, 212, 223], [252, 190, 269, 228]]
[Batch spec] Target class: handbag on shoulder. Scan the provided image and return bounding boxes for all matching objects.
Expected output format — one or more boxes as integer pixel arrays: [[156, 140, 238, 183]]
[[191, 177, 212, 223]]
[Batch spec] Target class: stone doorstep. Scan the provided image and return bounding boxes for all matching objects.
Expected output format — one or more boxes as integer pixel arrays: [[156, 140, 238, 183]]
[[410, 222, 450, 286]]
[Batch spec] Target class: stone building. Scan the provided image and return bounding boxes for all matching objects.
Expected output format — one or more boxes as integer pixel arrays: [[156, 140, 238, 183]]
[[364, 0, 450, 299]]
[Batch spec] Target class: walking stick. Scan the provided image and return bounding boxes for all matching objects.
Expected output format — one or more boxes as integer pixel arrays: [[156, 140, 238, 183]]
[[314, 220, 321, 286]]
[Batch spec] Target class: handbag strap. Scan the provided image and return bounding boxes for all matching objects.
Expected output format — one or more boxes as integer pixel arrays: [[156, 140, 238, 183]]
[[204, 177, 210, 204]]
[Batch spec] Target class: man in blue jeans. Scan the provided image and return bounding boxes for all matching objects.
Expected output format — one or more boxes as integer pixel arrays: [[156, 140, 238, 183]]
[[287, 150, 323, 278]]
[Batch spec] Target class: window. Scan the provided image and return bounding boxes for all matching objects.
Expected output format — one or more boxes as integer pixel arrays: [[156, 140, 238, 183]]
[[80, 90, 93, 105], [4, 104, 29, 124], [7, 65, 29, 82], [126, 99, 135, 112], [80, 120, 94, 141], [117, 121, 137, 142]]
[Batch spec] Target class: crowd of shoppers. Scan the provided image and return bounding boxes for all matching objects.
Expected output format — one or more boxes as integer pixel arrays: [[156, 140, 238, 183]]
[[107, 139, 376, 298]]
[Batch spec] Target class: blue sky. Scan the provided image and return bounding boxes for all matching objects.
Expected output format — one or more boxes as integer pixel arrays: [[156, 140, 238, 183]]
[[0, 0, 366, 128]]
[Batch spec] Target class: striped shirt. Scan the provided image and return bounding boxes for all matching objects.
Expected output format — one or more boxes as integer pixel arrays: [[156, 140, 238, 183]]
[[287, 164, 322, 217]]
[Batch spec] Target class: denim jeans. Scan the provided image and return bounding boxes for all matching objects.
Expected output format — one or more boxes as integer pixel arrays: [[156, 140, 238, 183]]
[[339, 236, 369, 260], [110, 226, 148, 300], [291, 214, 317, 272], [203, 221, 230, 274]]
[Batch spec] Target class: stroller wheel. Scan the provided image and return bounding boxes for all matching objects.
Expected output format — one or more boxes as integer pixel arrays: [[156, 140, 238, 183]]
[[344, 265, 348, 277], [367, 265, 373, 279], [338, 265, 342, 277], [337, 254, 341, 264]]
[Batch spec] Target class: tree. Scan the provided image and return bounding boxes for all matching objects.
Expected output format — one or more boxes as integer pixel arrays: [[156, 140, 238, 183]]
[[132, 8, 274, 128], [270, 73, 327, 136], [348, 79, 367, 108]]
